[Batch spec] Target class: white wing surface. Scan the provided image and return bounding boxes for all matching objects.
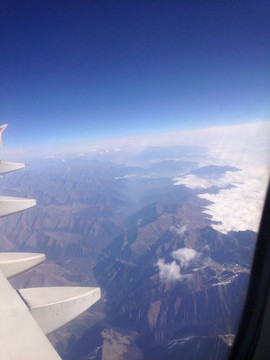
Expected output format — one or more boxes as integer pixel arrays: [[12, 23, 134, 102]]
[[0, 252, 46, 278], [0, 124, 8, 147], [0, 196, 36, 217], [0, 125, 101, 359], [0, 270, 62, 360], [19, 286, 101, 334], [0, 160, 25, 174]]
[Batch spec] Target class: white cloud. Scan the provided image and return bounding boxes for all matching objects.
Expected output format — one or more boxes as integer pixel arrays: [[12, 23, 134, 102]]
[[99, 149, 110, 155], [156, 259, 183, 282], [204, 122, 270, 168], [5, 121, 269, 167], [157, 247, 200, 282], [98, 148, 122, 155], [91, 121, 269, 168], [170, 225, 187, 235], [173, 171, 241, 189], [114, 174, 137, 180], [43, 154, 57, 159], [174, 157, 269, 233], [198, 168, 269, 233], [172, 248, 199, 267]]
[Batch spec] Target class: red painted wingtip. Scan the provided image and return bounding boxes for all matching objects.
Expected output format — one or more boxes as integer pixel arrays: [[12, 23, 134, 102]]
[[0, 124, 8, 134]]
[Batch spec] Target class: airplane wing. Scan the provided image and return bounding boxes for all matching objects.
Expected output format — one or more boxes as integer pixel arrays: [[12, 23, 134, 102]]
[[0, 124, 8, 147], [0, 160, 25, 174], [0, 125, 101, 359], [0, 260, 100, 360], [0, 265, 62, 360]]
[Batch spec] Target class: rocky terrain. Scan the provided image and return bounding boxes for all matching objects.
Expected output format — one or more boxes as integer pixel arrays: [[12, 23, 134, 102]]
[[0, 149, 258, 360], [93, 195, 254, 360]]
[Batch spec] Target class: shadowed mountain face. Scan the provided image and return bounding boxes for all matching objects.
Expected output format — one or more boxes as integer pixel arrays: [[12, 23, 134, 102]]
[[94, 202, 254, 360], [133, 146, 207, 164], [0, 155, 257, 360], [186, 165, 240, 179]]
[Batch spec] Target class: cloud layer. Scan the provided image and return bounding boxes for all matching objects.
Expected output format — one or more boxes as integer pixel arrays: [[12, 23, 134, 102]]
[[3, 121, 269, 166], [175, 167, 269, 233], [198, 168, 268, 233], [172, 122, 269, 234], [174, 170, 240, 189]]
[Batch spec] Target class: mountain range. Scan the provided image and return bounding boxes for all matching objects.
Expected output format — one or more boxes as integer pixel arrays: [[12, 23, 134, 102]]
[[0, 147, 257, 360]]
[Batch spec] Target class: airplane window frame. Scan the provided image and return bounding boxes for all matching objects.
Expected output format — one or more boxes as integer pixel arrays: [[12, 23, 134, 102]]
[[229, 181, 270, 360]]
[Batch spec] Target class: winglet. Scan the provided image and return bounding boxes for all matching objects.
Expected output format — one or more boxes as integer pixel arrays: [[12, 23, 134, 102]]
[[0, 124, 8, 147]]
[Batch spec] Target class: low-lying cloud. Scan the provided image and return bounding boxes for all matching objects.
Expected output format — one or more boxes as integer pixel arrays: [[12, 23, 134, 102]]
[[170, 224, 187, 235], [198, 168, 268, 233], [157, 247, 200, 282], [174, 168, 269, 234], [157, 259, 183, 282], [172, 248, 198, 267], [171, 122, 270, 234], [173, 170, 240, 189]]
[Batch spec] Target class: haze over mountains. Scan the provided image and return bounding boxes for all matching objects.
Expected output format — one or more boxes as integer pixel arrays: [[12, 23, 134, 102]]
[[0, 124, 269, 360], [1, 0, 269, 356]]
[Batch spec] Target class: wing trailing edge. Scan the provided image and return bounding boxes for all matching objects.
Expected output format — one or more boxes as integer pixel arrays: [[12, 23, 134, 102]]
[[19, 286, 101, 334]]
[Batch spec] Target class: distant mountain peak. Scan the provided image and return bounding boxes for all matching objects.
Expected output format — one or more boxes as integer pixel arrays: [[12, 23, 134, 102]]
[[186, 165, 240, 179]]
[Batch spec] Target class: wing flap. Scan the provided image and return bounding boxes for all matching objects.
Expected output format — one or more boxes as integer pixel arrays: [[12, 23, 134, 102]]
[[18, 286, 101, 334], [0, 161, 25, 174], [0, 196, 36, 217], [0, 253, 46, 279]]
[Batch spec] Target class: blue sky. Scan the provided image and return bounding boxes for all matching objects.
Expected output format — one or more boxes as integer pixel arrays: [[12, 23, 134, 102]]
[[0, 0, 269, 148]]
